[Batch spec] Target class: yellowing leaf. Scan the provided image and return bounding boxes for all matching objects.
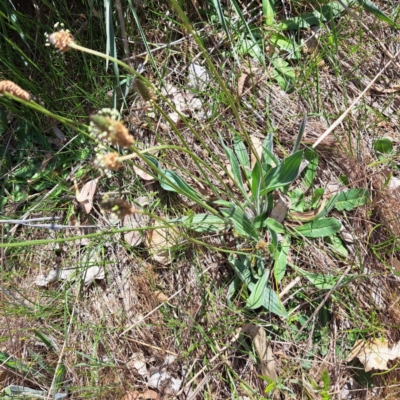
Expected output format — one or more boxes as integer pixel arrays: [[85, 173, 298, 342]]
[[346, 338, 400, 371], [76, 178, 99, 214]]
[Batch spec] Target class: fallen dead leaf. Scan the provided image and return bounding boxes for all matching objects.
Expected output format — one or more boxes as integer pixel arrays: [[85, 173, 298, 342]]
[[123, 205, 149, 247], [237, 73, 249, 99], [270, 194, 290, 223], [121, 390, 161, 400], [127, 352, 147, 377], [76, 178, 99, 214], [249, 135, 263, 170], [133, 165, 155, 182], [346, 338, 400, 371], [242, 324, 278, 381], [154, 290, 169, 302], [146, 221, 179, 265], [148, 363, 182, 395]]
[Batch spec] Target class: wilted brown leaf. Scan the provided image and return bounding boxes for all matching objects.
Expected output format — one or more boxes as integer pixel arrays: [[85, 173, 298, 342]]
[[237, 72, 249, 99], [76, 178, 99, 214], [346, 338, 400, 371], [242, 324, 278, 381]]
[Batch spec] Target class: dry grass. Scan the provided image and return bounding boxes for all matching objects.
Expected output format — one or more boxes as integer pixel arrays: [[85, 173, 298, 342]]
[[2, 1, 400, 399]]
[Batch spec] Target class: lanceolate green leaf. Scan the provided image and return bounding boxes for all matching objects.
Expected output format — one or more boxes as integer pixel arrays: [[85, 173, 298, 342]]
[[223, 144, 247, 195], [246, 270, 268, 309], [220, 206, 259, 239], [260, 150, 304, 195], [293, 218, 341, 238], [356, 0, 396, 27], [302, 148, 318, 188], [246, 272, 287, 317], [279, 0, 351, 30], [265, 218, 285, 234], [234, 134, 250, 173], [271, 57, 295, 91], [176, 214, 226, 233], [158, 169, 204, 203], [334, 189, 369, 211], [228, 254, 254, 286], [274, 236, 290, 282]]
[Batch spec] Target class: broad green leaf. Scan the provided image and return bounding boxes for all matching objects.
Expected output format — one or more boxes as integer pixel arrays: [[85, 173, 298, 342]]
[[221, 206, 259, 239], [373, 137, 393, 154], [293, 218, 341, 238], [228, 254, 254, 286], [289, 188, 305, 212], [271, 57, 295, 91], [247, 272, 287, 317], [253, 212, 269, 230], [260, 286, 287, 317], [246, 270, 268, 309], [262, 133, 275, 162], [265, 218, 285, 234], [268, 226, 278, 247], [302, 148, 318, 188], [175, 214, 226, 233], [311, 188, 325, 208], [326, 234, 348, 257], [274, 236, 290, 282], [231, 0, 266, 64], [357, 0, 396, 27], [227, 277, 241, 305], [158, 169, 204, 203], [279, 0, 351, 30], [334, 189, 369, 211], [260, 150, 304, 195], [269, 33, 301, 60], [263, 0, 276, 26], [213, 199, 233, 207]]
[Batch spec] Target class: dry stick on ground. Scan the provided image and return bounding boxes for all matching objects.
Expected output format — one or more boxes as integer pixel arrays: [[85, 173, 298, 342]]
[[312, 48, 400, 149]]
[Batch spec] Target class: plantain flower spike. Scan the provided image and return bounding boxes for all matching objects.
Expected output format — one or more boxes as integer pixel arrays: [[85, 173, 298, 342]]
[[45, 22, 75, 53], [89, 108, 134, 148], [0, 81, 30, 101], [95, 152, 122, 175]]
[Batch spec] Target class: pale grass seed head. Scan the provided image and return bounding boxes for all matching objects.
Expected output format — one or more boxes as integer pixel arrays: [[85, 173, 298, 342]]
[[0, 81, 30, 101], [45, 22, 75, 53]]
